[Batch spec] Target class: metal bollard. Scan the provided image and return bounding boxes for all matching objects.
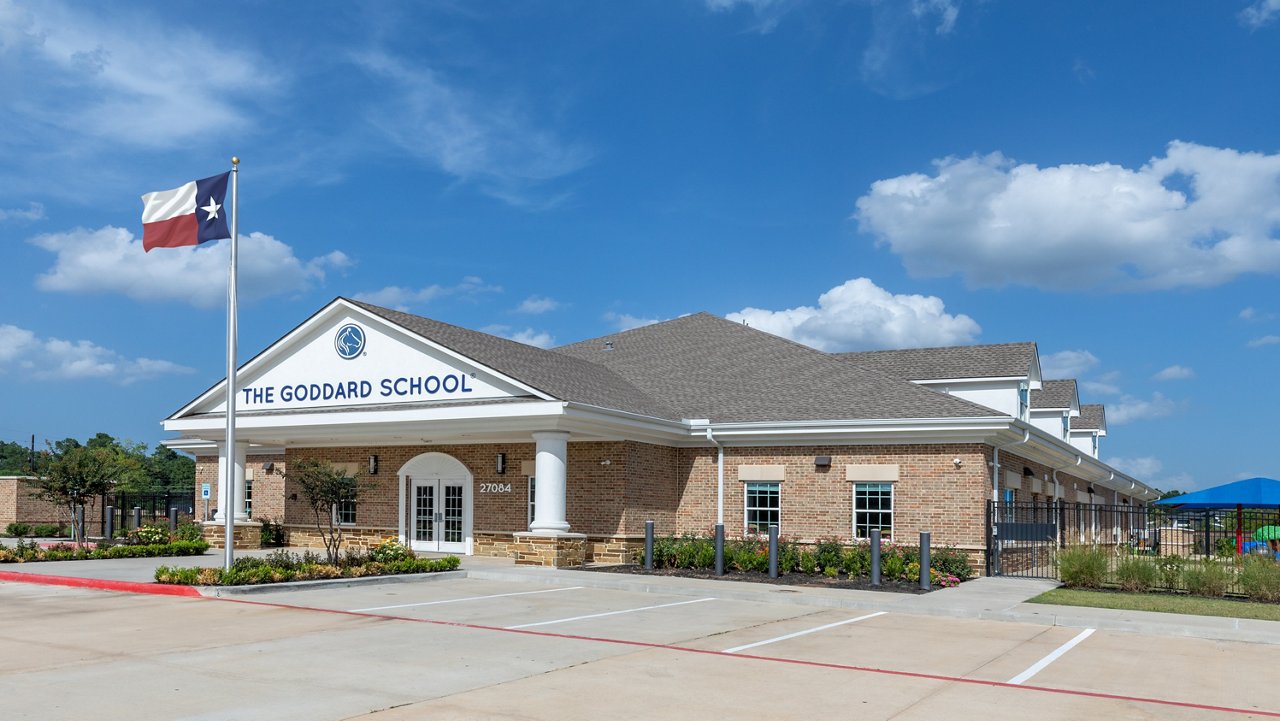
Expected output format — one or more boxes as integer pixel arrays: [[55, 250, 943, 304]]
[[104, 505, 115, 540], [919, 531, 931, 591], [644, 519, 654, 570], [133, 506, 143, 530], [714, 523, 725, 576], [168, 507, 179, 531], [768, 524, 779, 578], [870, 529, 882, 586]]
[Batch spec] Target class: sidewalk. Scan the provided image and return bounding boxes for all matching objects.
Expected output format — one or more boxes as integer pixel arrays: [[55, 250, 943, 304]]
[[3, 548, 1278, 645]]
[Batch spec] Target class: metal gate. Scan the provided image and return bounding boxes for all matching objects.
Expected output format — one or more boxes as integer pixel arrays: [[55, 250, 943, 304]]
[[986, 501, 1060, 578]]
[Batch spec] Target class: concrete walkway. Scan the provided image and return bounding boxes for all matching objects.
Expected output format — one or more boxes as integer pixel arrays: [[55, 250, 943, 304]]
[[2, 547, 1278, 645]]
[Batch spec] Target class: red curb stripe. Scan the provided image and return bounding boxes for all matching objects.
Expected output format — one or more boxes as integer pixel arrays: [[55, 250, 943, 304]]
[[0, 571, 202, 597], [212, 596, 1280, 719]]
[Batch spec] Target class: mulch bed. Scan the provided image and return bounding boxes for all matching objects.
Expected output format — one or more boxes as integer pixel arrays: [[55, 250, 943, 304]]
[[578, 563, 933, 594]]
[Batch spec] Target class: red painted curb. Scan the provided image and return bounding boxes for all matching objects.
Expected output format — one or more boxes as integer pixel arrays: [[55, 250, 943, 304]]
[[0, 570, 202, 597]]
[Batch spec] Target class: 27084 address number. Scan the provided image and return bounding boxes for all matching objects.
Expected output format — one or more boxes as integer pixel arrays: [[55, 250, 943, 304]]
[[480, 483, 512, 493]]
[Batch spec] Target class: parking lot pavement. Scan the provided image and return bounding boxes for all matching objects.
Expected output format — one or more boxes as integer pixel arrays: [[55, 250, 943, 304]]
[[5, 573, 1278, 721]]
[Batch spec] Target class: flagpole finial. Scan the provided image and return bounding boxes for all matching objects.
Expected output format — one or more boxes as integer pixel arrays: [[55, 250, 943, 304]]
[[231, 156, 240, 166]]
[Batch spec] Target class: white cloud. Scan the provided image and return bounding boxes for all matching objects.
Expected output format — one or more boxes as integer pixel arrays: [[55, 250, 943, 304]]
[[352, 50, 591, 208], [1248, 335, 1280, 348], [0, 202, 44, 221], [516, 296, 561, 315], [855, 142, 1280, 291], [1240, 0, 1280, 29], [354, 276, 502, 312], [1153, 365, 1194, 381], [1108, 392, 1178, 424], [604, 312, 664, 332], [1040, 350, 1099, 379], [482, 325, 555, 349], [29, 225, 349, 309], [0, 2, 280, 151], [0, 323, 192, 384], [725, 277, 980, 351], [704, 0, 798, 33], [1105, 455, 1194, 490], [1240, 306, 1258, 320], [861, 0, 965, 99], [1080, 379, 1121, 396]]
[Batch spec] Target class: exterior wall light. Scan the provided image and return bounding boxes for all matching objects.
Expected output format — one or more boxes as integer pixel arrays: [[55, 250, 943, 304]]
[[814, 455, 832, 468], [496, 453, 506, 475], [368, 455, 378, 475]]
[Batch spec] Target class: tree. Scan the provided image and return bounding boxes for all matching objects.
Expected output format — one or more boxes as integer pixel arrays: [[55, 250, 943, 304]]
[[284, 458, 371, 564], [146, 445, 196, 492], [30, 445, 145, 545], [0, 440, 33, 475]]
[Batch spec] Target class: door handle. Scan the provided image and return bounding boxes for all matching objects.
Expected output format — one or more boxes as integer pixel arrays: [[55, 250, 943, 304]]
[[435, 512, 443, 522]]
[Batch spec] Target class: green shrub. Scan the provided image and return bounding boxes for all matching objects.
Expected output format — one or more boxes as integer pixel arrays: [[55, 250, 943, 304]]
[[1240, 557, 1280, 602], [842, 544, 871, 577], [881, 549, 907, 581], [1057, 546, 1108, 589], [1114, 557, 1159, 593], [31, 524, 67, 537], [726, 536, 768, 572], [5, 522, 32, 537], [154, 566, 202, 584], [929, 546, 974, 581], [1183, 559, 1232, 598], [798, 550, 817, 574], [1214, 537, 1239, 558], [369, 539, 415, 564], [814, 537, 843, 573], [778, 539, 799, 574], [258, 518, 287, 546], [175, 522, 204, 542], [1157, 556, 1185, 591], [154, 553, 460, 586]]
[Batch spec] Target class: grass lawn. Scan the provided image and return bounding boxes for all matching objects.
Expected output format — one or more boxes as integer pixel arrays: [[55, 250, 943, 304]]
[[1028, 588, 1280, 622]]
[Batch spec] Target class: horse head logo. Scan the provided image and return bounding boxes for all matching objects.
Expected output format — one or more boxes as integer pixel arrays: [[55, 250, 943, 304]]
[[334, 323, 366, 360]]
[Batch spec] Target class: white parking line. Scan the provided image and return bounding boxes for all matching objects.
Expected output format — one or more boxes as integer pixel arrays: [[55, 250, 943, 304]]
[[722, 611, 887, 654], [349, 586, 584, 612], [1007, 628, 1095, 685], [506, 597, 717, 629]]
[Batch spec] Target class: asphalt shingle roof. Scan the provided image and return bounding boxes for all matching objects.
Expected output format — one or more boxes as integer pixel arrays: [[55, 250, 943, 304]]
[[838, 342, 1038, 381], [551, 313, 1001, 422], [1071, 404, 1106, 431], [349, 299, 681, 420], [1031, 379, 1078, 410]]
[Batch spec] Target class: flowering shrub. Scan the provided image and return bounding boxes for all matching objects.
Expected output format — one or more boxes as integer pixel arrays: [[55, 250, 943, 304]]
[[632, 532, 972, 586], [154, 553, 460, 586], [0, 538, 208, 563], [370, 538, 415, 563]]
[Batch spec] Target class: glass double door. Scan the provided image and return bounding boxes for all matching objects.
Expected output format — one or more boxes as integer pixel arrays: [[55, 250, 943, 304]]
[[412, 478, 467, 553]]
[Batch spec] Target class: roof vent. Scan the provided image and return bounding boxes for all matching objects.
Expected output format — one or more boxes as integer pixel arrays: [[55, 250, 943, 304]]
[[603, 341, 614, 352]]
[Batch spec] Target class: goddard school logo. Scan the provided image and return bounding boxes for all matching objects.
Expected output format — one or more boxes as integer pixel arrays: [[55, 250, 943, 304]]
[[334, 323, 366, 360]]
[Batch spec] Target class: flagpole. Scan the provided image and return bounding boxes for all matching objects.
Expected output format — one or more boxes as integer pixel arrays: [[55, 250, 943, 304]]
[[223, 156, 240, 572]]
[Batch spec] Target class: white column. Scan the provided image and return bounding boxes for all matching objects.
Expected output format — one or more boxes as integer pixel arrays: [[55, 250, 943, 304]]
[[214, 443, 229, 522], [529, 431, 571, 534], [232, 442, 249, 521]]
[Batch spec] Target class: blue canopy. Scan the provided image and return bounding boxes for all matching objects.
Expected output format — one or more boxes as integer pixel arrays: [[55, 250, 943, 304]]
[[1155, 477, 1280, 509]]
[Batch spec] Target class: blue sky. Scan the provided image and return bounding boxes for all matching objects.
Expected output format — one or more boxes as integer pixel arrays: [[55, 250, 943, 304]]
[[2, 0, 1279, 491]]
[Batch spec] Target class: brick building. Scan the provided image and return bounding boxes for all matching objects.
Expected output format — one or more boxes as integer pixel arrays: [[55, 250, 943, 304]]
[[163, 297, 1157, 567]]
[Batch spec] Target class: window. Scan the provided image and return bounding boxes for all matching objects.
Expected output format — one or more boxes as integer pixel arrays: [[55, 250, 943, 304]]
[[1061, 414, 1069, 439], [527, 476, 536, 526], [336, 495, 357, 525], [853, 483, 893, 539], [744, 482, 780, 534], [1017, 383, 1030, 420], [243, 480, 252, 518]]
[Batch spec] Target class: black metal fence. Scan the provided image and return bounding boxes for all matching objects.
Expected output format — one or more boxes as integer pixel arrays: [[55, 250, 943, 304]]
[[988, 501, 1280, 592], [99, 491, 196, 535]]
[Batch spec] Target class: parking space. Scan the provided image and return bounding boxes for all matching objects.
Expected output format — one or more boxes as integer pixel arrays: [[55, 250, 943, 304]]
[[2, 573, 1278, 721]]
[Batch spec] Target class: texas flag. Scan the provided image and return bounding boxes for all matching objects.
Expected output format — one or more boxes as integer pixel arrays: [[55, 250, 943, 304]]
[[140, 172, 231, 252]]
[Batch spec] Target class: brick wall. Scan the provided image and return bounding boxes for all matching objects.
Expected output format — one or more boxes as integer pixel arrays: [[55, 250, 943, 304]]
[[0, 477, 68, 527]]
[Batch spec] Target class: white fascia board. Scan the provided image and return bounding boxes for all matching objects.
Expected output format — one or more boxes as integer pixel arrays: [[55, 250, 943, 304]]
[[914, 376, 1026, 385], [161, 438, 284, 456], [163, 400, 568, 434], [681, 416, 1012, 446], [168, 299, 555, 420]]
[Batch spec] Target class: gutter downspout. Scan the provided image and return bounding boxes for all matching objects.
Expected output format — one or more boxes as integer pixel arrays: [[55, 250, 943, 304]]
[[993, 430, 1031, 502], [706, 427, 724, 526]]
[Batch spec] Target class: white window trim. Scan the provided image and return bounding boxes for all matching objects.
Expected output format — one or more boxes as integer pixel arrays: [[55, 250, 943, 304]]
[[852, 482, 894, 541], [527, 476, 536, 527], [743, 481, 781, 535]]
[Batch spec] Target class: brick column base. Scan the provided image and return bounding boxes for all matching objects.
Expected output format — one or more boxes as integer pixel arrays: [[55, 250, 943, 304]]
[[202, 521, 263, 549], [512, 532, 587, 567]]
